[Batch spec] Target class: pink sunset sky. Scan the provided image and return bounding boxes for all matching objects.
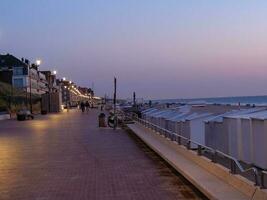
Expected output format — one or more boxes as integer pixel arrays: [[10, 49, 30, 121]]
[[1, 0, 267, 99]]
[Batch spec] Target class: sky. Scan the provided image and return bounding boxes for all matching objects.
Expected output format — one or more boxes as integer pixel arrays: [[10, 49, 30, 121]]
[[1, 0, 267, 99]]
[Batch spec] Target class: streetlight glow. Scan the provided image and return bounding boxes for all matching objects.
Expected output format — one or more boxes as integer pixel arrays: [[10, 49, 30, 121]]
[[36, 59, 42, 66], [63, 77, 66, 81], [52, 70, 57, 75]]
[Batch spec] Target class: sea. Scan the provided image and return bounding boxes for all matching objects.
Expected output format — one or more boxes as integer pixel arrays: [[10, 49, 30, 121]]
[[153, 95, 267, 106]]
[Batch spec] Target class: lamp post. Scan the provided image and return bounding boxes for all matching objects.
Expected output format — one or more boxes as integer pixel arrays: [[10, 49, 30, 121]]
[[113, 77, 117, 130], [133, 91, 136, 107], [48, 70, 57, 112], [29, 64, 33, 113], [29, 59, 41, 113]]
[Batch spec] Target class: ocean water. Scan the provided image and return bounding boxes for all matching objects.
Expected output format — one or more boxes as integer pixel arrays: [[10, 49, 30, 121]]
[[154, 95, 267, 106]]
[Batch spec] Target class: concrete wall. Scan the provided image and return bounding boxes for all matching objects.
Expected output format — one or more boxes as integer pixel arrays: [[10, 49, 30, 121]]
[[0, 114, 10, 120], [128, 123, 267, 200]]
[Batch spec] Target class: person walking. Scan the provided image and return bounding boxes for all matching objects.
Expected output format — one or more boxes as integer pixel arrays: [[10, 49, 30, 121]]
[[80, 101, 85, 113], [85, 101, 90, 113]]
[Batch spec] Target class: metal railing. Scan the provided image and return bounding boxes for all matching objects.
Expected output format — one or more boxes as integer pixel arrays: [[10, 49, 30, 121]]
[[128, 114, 267, 188]]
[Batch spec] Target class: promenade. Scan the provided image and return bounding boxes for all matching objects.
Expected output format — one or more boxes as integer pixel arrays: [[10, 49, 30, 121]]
[[0, 109, 206, 200]]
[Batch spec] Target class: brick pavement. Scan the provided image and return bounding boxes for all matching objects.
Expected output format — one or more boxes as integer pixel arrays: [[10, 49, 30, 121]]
[[0, 109, 207, 200]]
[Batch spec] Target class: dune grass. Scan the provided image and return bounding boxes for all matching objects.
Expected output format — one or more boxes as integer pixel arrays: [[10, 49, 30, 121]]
[[0, 81, 41, 113]]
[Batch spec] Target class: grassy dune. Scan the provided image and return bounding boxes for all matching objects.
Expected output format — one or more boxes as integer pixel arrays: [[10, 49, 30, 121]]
[[0, 81, 40, 113]]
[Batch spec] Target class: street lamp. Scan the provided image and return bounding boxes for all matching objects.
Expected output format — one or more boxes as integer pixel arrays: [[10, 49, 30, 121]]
[[47, 69, 57, 113], [29, 59, 41, 113], [62, 77, 66, 81], [36, 59, 41, 66]]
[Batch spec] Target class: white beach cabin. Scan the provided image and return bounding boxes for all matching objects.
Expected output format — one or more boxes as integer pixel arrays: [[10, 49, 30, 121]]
[[158, 110, 180, 130], [165, 112, 190, 132], [250, 112, 267, 169], [142, 108, 159, 121], [223, 108, 266, 161], [204, 108, 265, 155], [181, 113, 213, 148], [204, 114, 229, 153]]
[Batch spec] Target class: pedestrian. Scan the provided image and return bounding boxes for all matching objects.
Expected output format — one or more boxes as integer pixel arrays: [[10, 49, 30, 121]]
[[85, 101, 90, 113], [67, 102, 70, 112], [80, 101, 85, 113]]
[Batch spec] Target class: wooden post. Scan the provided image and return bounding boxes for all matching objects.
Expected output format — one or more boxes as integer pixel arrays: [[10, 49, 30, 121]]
[[113, 77, 117, 130], [29, 65, 32, 113], [133, 91, 136, 107]]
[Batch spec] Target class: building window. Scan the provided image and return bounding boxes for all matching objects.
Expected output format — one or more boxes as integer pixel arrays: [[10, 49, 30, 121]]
[[13, 67, 24, 75], [13, 78, 24, 88]]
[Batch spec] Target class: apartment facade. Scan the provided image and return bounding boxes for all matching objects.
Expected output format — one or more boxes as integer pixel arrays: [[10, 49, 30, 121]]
[[0, 54, 48, 96]]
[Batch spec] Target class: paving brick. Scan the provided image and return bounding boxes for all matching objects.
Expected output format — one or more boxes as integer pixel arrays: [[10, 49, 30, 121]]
[[0, 109, 206, 200]]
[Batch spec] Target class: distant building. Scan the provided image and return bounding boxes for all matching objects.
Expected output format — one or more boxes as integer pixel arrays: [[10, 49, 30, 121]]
[[39, 71, 63, 112], [0, 54, 29, 89], [38, 70, 49, 94], [0, 54, 48, 95], [59, 80, 92, 106], [78, 87, 94, 98], [41, 71, 58, 93]]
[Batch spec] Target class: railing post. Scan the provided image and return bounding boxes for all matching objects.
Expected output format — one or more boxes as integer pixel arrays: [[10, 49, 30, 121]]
[[170, 133, 173, 141], [186, 140, 191, 150], [197, 145, 202, 156], [212, 151, 217, 163], [161, 128, 164, 136], [163, 129, 167, 137], [230, 160, 236, 174], [254, 171, 259, 186], [261, 172, 265, 189], [178, 136, 181, 145]]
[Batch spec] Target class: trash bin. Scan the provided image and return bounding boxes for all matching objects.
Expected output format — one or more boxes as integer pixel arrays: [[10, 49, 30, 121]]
[[17, 114, 26, 121], [41, 110, 48, 115], [98, 113, 106, 127], [17, 109, 34, 121]]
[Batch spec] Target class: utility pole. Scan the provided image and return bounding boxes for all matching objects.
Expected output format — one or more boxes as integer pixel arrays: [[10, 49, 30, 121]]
[[133, 91, 136, 107], [113, 77, 117, 130], [29, 65, 32, 113], [92, 82, 95, 91], [104, 93, 107, 104]]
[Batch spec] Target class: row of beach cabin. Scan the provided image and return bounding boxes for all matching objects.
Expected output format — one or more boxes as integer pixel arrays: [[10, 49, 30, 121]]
[[142, 105, 267, 169]]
